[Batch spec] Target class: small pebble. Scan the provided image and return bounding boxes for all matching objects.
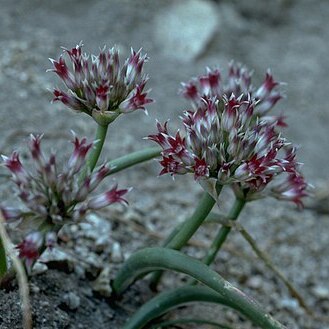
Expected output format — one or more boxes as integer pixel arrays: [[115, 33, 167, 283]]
[[280, 297, 299, 310], [32, 262, 48, 275], [247, 275, 263, 289], [111, 242, 123, 263], [312, 286, 329, 299], [29, 283, 40, 294], [91, 266, 112, 297], [62, 292, 81, 310]]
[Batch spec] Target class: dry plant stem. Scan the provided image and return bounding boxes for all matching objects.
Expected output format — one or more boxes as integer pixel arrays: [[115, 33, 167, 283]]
[[0, 211, 32, 329], [113, 247, 286, 329], [236, 222, 313, 315], [205, 209, 313, 316], [149, 190, 219, 290]]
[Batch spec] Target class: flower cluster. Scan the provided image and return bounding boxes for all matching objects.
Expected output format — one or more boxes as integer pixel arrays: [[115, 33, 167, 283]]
[[49, 43, 153, 125], [180, 62, 283, 117], [0, 134, 129, 268], [149, 64, 308, 206]]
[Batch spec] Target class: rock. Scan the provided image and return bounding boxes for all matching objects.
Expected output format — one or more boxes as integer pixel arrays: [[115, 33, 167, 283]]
[[280, 297, 299, 310], [312, 286, 329, 299], [247, 275, 263, 289], [32, 262, 48, 275], [62, 292, 81, 310], [304, 181, 329, 214], [29, 283, 40, 294], [39, 248, 75, 272], [91, 266, 112, 297], [228, 0, 293, 24], [82, 213, 112, 251], [153, 0, 220, 62], [111, 241, 123, 263]]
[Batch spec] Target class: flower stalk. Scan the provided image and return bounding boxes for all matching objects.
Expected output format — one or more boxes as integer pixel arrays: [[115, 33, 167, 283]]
[[80, 123, 109, 181], [202, 197, 246, 266], [106, 147, 161, 175], [150, 189, 220, 290], [165, 191, 219, 250]]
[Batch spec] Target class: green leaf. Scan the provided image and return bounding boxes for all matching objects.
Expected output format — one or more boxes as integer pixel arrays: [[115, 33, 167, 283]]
[[123, 285, 238, 329], [112, 247, 286, 329]]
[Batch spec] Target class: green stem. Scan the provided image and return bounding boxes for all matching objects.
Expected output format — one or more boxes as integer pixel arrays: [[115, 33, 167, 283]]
[[123, 285, 237, 329], [150, 190, 219, 290], [87, 124, 109, 173], [166, 191, 218, 250], [0, 237, 7, 277], [80, 124, 108, 181], [203, 197, 246, 266], [112, 247, 286, 329], [106, 147, 161, 176]]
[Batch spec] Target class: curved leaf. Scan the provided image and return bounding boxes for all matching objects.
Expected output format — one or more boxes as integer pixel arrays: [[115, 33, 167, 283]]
[[112, 247, 285, 329], [123, 285, 238, 329]]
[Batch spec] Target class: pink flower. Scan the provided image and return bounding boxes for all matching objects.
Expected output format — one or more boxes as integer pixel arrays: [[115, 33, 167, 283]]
[[2, 152, 29, 185], [1, 134, 129, 267], [120, 80, 153, 113], [148, 90, 307, 206], [16, 232, 43, 270], [67, 135, 94, 175], [88, 184, 129, 209], [49, 43, 153, 125], [270, 173, 308, 208]]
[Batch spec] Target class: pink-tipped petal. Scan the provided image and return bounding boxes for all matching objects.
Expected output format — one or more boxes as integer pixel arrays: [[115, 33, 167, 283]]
[[87, 185, 129, 209]]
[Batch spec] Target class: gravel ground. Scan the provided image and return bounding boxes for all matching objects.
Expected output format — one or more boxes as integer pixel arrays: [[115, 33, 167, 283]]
[[0, 0, 329, 328]]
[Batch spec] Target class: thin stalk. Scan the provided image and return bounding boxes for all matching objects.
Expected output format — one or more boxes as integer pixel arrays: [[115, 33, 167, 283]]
[[0, 237, 7, 277], [150, 190, 220, 290], [123, 285, 237, 329], [0, 211, 32, 329], [203, 197, 246, 266], [80, 124, 108, 180], [88, 124, 108, 172], [237, 223, 313, 315], [202, 202, 312, 315], [112, 247, 286, 329], [166, 191, 219, 250], [106, 147, 161, 176]]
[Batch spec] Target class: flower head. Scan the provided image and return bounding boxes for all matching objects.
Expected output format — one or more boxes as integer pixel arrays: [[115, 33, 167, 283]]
[[49, 43, 153, 125], [1, 134, 129, 268], [149, 63, 308, 206]]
